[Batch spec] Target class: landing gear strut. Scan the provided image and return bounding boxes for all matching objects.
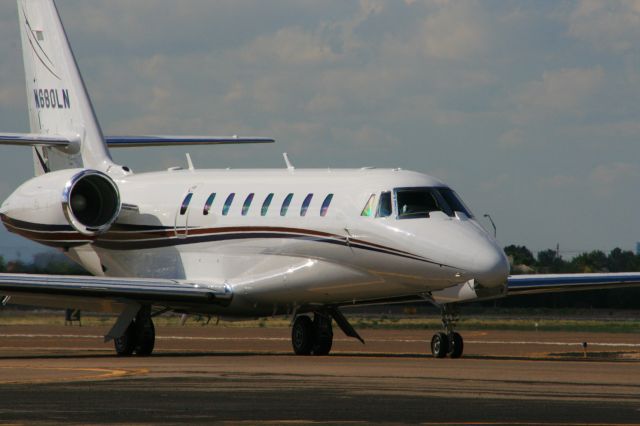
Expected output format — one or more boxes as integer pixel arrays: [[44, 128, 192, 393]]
[[430, 304, 464, 359], [114, 306, 156, 356], [291, 313, 333, 356]]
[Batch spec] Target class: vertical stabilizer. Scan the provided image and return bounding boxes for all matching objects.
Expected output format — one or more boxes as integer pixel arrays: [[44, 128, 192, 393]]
[[17, 0, 116, 174]]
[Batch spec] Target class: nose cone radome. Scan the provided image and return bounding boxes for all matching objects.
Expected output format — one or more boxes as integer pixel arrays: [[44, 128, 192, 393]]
[[471, 245, 510, 288]]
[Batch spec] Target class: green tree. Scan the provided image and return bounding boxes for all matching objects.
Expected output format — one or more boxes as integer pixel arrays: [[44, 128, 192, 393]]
[[607, 248, 638, 272], [504, 245, 535, 268], [571, 250, 608, 272], [536, 249, 566, 273]]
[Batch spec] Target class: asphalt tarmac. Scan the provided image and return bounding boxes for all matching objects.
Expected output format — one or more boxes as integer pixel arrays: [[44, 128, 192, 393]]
[[0, 324, 639, 425]]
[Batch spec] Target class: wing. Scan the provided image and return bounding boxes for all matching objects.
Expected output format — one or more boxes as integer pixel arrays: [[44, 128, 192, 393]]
[[105, 135, 274, 147], [507, 273, 640, 295], [0, 273, 232, 310]]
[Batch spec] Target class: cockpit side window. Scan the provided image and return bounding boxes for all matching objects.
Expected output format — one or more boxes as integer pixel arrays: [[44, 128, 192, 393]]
[[361, 194, 376, 217], [376, 191, 392, 217], [438, 187, 474, 218], [395, 187, 454, 219]]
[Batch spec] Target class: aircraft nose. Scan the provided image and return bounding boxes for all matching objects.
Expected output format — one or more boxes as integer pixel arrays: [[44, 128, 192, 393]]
[[470, 244, 510, 288]]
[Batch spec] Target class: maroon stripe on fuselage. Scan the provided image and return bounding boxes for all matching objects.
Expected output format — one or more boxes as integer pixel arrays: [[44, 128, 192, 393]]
[[1, 217, 442, 265]]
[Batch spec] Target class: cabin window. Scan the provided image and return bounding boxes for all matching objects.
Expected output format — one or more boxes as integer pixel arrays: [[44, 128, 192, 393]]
[[280, 193, 294, 216], [261, 193, 274, 216], [300, 194, 313, 216], [180, 193, 193, 215], [360, 194, 376, 217], [222, 193, 235, 216], [320, 194, 333, 217], [242, 193, 254, 216], [376, 191, 392, 217], [203, 193, 216, 215]]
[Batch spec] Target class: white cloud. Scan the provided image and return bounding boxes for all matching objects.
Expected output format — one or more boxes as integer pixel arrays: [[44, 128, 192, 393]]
[[238, 27, 339, 66], [567, 0, 640, 52], [498, 128, 526, 148], [590, 162, 640, 187], [378, 1, 488, 61], [537, 174, 578, 190], [420, 1, 488, 60], [513, 67, 604, 119]]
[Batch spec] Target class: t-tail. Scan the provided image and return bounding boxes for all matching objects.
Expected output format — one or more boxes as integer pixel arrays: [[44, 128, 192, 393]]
[[14, 0, 115, 175], [1, 0, 275, 177]]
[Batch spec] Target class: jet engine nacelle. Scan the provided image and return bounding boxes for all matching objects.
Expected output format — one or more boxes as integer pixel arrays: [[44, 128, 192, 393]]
[[1, 168, 121, 236]]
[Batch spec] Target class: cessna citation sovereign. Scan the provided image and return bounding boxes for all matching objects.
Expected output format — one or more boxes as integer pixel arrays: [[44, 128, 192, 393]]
[[1, 0, 640, 358]]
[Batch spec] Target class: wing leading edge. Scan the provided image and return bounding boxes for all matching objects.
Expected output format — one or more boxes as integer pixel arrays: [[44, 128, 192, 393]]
[[507, 273, 640, 295], [0, 273, 232, 307]]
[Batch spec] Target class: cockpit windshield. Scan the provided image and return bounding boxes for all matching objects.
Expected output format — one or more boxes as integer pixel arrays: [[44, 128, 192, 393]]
[[394, 187, 473, 219]]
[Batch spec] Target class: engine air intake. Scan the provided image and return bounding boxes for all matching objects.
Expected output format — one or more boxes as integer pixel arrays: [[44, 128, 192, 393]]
[[62, 170, 121, 235]]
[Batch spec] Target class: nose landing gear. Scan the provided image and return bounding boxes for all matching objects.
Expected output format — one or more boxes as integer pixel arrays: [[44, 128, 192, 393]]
[[430, 304, 464, 359]]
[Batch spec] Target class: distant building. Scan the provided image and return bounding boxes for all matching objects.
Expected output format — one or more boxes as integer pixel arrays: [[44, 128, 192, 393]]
[[637, 242, 640, 256]]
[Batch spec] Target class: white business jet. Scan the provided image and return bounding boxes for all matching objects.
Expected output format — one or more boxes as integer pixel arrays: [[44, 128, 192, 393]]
[[1, 0, 639, 358]]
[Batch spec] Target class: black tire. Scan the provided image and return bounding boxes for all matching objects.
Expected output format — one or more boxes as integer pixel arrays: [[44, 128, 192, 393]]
[[311, 314, 333, 356], [292, 316, 315, 355], [114, 321, 136, 356], [448, 332, 464, 359], [312, 335, 333, 356], [134, 317, 155, 356], [431, 332, 449, 358]]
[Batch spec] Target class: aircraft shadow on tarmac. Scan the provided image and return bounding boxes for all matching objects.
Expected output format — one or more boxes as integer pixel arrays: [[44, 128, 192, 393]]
[[1, 350, 638, 362]]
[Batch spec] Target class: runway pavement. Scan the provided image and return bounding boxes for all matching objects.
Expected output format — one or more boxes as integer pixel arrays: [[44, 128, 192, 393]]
[[0, 324, 639, 424]]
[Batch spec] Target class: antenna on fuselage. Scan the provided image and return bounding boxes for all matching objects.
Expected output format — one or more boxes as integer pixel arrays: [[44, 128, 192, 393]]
[[185, 153, 195, 171], [283, 152, 295, 172]]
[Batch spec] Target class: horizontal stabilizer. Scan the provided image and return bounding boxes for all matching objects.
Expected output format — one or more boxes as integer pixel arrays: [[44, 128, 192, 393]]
[[106, 135, 275, 148], [0, 132, 72, 147]]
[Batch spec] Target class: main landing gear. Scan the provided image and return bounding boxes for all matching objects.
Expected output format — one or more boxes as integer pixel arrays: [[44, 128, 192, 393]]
[[430, 304, 464, 359], [291, 313, 333, 355], [114, 306, 156, 356], [291, 308, 365, 356]]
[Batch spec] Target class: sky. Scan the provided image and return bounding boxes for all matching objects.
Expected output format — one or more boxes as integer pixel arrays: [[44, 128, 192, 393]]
[[0, 0, 639, 260]]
